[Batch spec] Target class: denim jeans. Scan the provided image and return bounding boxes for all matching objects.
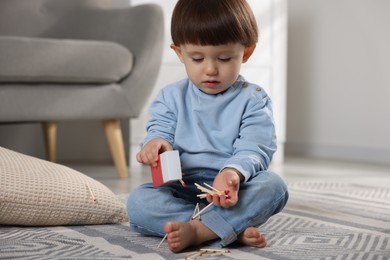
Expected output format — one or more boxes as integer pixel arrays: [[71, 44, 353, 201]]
[[127, 169, 289, 247]]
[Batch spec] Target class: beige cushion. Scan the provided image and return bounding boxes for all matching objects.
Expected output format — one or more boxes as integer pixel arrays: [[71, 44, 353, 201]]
[[0, 146, 128, 226]]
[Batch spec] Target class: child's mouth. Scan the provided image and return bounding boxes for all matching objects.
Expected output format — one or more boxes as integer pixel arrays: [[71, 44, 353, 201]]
[[203, 81, 220, 87]]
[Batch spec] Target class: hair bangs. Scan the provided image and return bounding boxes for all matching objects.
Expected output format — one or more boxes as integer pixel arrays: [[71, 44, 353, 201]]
[[171, 0, 258, 47], [172, 11, 242, 46]]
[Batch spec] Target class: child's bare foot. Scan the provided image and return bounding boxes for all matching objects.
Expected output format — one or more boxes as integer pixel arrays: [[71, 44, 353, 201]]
[[164, 222, 196, 253], [238, 227, 267, 248], [164, 221, 218, 253]]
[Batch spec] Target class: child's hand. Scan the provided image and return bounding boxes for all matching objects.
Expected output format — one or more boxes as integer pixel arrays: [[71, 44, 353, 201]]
[[136, 138, 172, 167], [207, 168, 244, 208]]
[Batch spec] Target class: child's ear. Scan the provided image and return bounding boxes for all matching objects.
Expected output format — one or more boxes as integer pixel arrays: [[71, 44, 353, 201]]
[[242, 44, 256, 63], [170, 44, 184, 63]]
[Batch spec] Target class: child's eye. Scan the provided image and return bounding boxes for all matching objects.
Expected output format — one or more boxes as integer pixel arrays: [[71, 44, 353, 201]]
[[192, 58, 204, 62], [218, 57, 231, 62]]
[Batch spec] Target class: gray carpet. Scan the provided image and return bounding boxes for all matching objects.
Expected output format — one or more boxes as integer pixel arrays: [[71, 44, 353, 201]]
[[1, 181, 389, 259]]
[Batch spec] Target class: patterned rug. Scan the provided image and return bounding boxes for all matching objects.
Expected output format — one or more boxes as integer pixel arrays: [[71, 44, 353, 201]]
[[1, 181, 389, 259]]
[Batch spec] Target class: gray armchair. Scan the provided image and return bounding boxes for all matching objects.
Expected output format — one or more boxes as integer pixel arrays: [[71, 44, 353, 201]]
[[0, 0, 164, 178]]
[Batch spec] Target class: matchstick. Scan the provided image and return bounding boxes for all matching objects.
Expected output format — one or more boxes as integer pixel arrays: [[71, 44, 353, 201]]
[[203, 182, 222, 194], [86, 184, 96, 203], [194, 183, 215, 195], [195, 182, 230, 200], [192, 203, 202, 221], [199, 248, 230, 253], [185, 251, 202, 259], [196, 194, 207, 199], [191, 202, 214, 220], [192, 203, 199, 217], [157, 233, 168, 248], [185, 249, 230, 259], [179, 179, 187, 187]]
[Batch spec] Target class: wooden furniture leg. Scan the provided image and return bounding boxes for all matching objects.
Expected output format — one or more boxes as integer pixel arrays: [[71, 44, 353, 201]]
[[42, 122, 57, 162], [103, 119, 129, 179]]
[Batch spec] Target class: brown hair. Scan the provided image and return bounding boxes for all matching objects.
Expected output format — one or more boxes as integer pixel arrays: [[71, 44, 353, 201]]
[[171, 0, 258, 47]]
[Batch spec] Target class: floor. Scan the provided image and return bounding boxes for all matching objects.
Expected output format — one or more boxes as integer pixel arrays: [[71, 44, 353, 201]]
[[67, 156, 390, 195]]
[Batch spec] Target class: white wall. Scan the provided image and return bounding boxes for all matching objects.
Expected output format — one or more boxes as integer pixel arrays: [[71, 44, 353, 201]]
[[286, 0, 390, 165]]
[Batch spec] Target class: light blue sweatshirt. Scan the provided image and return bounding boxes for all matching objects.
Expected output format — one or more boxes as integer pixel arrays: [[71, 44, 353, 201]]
[[144, 76, 276, 182]]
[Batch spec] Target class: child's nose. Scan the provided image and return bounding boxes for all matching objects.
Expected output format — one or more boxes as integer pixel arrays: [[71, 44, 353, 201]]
[[205, 61, 218, 75]]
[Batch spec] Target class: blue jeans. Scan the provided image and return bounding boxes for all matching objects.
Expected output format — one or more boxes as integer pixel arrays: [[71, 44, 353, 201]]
[[127, 169, 288, 247]]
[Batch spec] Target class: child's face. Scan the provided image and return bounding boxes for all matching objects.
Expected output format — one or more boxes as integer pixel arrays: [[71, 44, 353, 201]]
[[171, 43, 252, 95]]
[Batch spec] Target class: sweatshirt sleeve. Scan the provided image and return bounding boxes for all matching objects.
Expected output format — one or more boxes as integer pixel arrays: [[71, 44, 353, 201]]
[[222, 92, 277, 182], [143, 89, 177, 146]]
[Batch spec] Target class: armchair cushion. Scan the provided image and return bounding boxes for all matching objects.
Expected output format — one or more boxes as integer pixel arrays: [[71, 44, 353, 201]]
[[0, 146, 128, 226], [0, 36, 133, 84]]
